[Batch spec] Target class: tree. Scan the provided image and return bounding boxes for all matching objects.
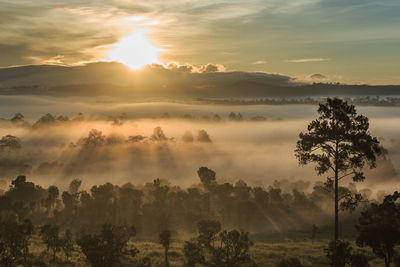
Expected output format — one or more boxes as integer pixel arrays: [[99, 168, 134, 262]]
[[68, 178, 82, 195], [0, 219, 33, 266], [197, 129, 212, 142], [151, 126, 167, 141], [39, 224, 63, 261], [62, 229, 74, 261], [197, 220, 221, 249], [183, 220, 254, 267], [197, 167, 217, 190], [33, 113, 57, 127], [159, 230, 171, 267], [356, 192, 400, 267], [6, 176, 47, 219], [325, 240, 352, 267], [82, 129, 106, 147], [217, 229, 254, 266], [0, 135, 21, 152], [295, 98, 381, 241], [76, 223, 138, 267], [44, 185, 59, 214], [10, 113, 24, 123], [228, 112, 243, 121], [183, 241, 204, 267]]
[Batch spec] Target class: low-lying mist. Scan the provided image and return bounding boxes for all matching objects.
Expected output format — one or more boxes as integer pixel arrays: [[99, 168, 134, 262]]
[[0, 95, 399, 199]]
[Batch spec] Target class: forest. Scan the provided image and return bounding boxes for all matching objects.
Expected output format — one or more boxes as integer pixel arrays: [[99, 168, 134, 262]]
[[0, 98, 399, 266]]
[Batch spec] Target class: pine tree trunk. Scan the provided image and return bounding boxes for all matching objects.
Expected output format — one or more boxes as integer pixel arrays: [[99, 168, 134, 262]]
[[334, 171, 339, 241], [334, 141, 339, 242], [165, 248, 169, 267]]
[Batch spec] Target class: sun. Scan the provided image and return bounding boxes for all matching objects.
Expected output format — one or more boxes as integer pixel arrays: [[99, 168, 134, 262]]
[[108, 30, 161, 70]]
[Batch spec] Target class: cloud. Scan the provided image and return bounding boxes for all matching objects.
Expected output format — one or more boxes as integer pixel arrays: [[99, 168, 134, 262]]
[[43, 55, 65, 65], [199, 63, 226, 73], [253, 60, 267, 65], [285, 58, 330, 63], [166, 62, 193, 73], [309, 73, 328, 79], [165, 62, 227, 73], [0, 0, 321, 68]]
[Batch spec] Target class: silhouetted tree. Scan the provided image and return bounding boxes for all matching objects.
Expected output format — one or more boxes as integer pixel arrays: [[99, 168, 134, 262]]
[[228, 112, 243, 121], [356, 192, 400, 267], [44, 185, 59, 215], [0, 219, 33, 266], [39, 224, 63, 261], [183, 241, 204, 266], [82, 129, 106, 147], [6, 176, 47, 219], [0, 135, 21, 152], [159, 230, 171, 267], [197, 167, 217, 190], [197, 220, 221, 248], [325, 240, 352, 267], [151, 126, 167, 141], [76, 223, 138, 267], [34, 113, 57, 127], [295, 98, 381, 241], [216, 229, 254, 266], [183, 220, 254, 267], [62, 229, 74, 261], [197, 129, 212, 142], [10, 113, 24, 123], [68, 178, 82, 195]]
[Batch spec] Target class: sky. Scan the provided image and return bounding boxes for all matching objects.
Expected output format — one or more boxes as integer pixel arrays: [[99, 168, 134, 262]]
[[1, 0, 400, 84]]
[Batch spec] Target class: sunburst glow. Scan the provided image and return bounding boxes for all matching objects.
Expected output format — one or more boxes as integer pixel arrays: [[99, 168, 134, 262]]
[[108, 30, 161, 70]]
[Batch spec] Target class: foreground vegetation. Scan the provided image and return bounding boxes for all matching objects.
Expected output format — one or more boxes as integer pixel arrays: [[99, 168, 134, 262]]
[[15, 240, 395, 267]]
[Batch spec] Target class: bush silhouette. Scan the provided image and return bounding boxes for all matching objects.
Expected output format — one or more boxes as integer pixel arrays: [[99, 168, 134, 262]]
[[183, 219, 254, 267], [76, 223, 138, 267]]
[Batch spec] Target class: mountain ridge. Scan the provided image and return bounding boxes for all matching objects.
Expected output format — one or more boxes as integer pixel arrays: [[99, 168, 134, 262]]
[[1, 62, 399, 98]]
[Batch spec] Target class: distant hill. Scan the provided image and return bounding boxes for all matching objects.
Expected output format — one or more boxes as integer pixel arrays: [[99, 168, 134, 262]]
[[1, 62, 399, 98]]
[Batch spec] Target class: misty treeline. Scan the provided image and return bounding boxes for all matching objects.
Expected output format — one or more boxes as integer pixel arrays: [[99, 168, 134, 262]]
[[0, 110, 273, 178], [0, 111, 218, 181], [0, 168, 361, 238], [200, 96, 400, 107], [2, 169, 400, 266], [1, 110, 271, 127], [0, 167, 371, 266]]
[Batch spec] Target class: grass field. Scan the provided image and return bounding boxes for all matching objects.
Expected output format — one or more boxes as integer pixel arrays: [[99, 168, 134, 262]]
[[27, 237, 388, 266]]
